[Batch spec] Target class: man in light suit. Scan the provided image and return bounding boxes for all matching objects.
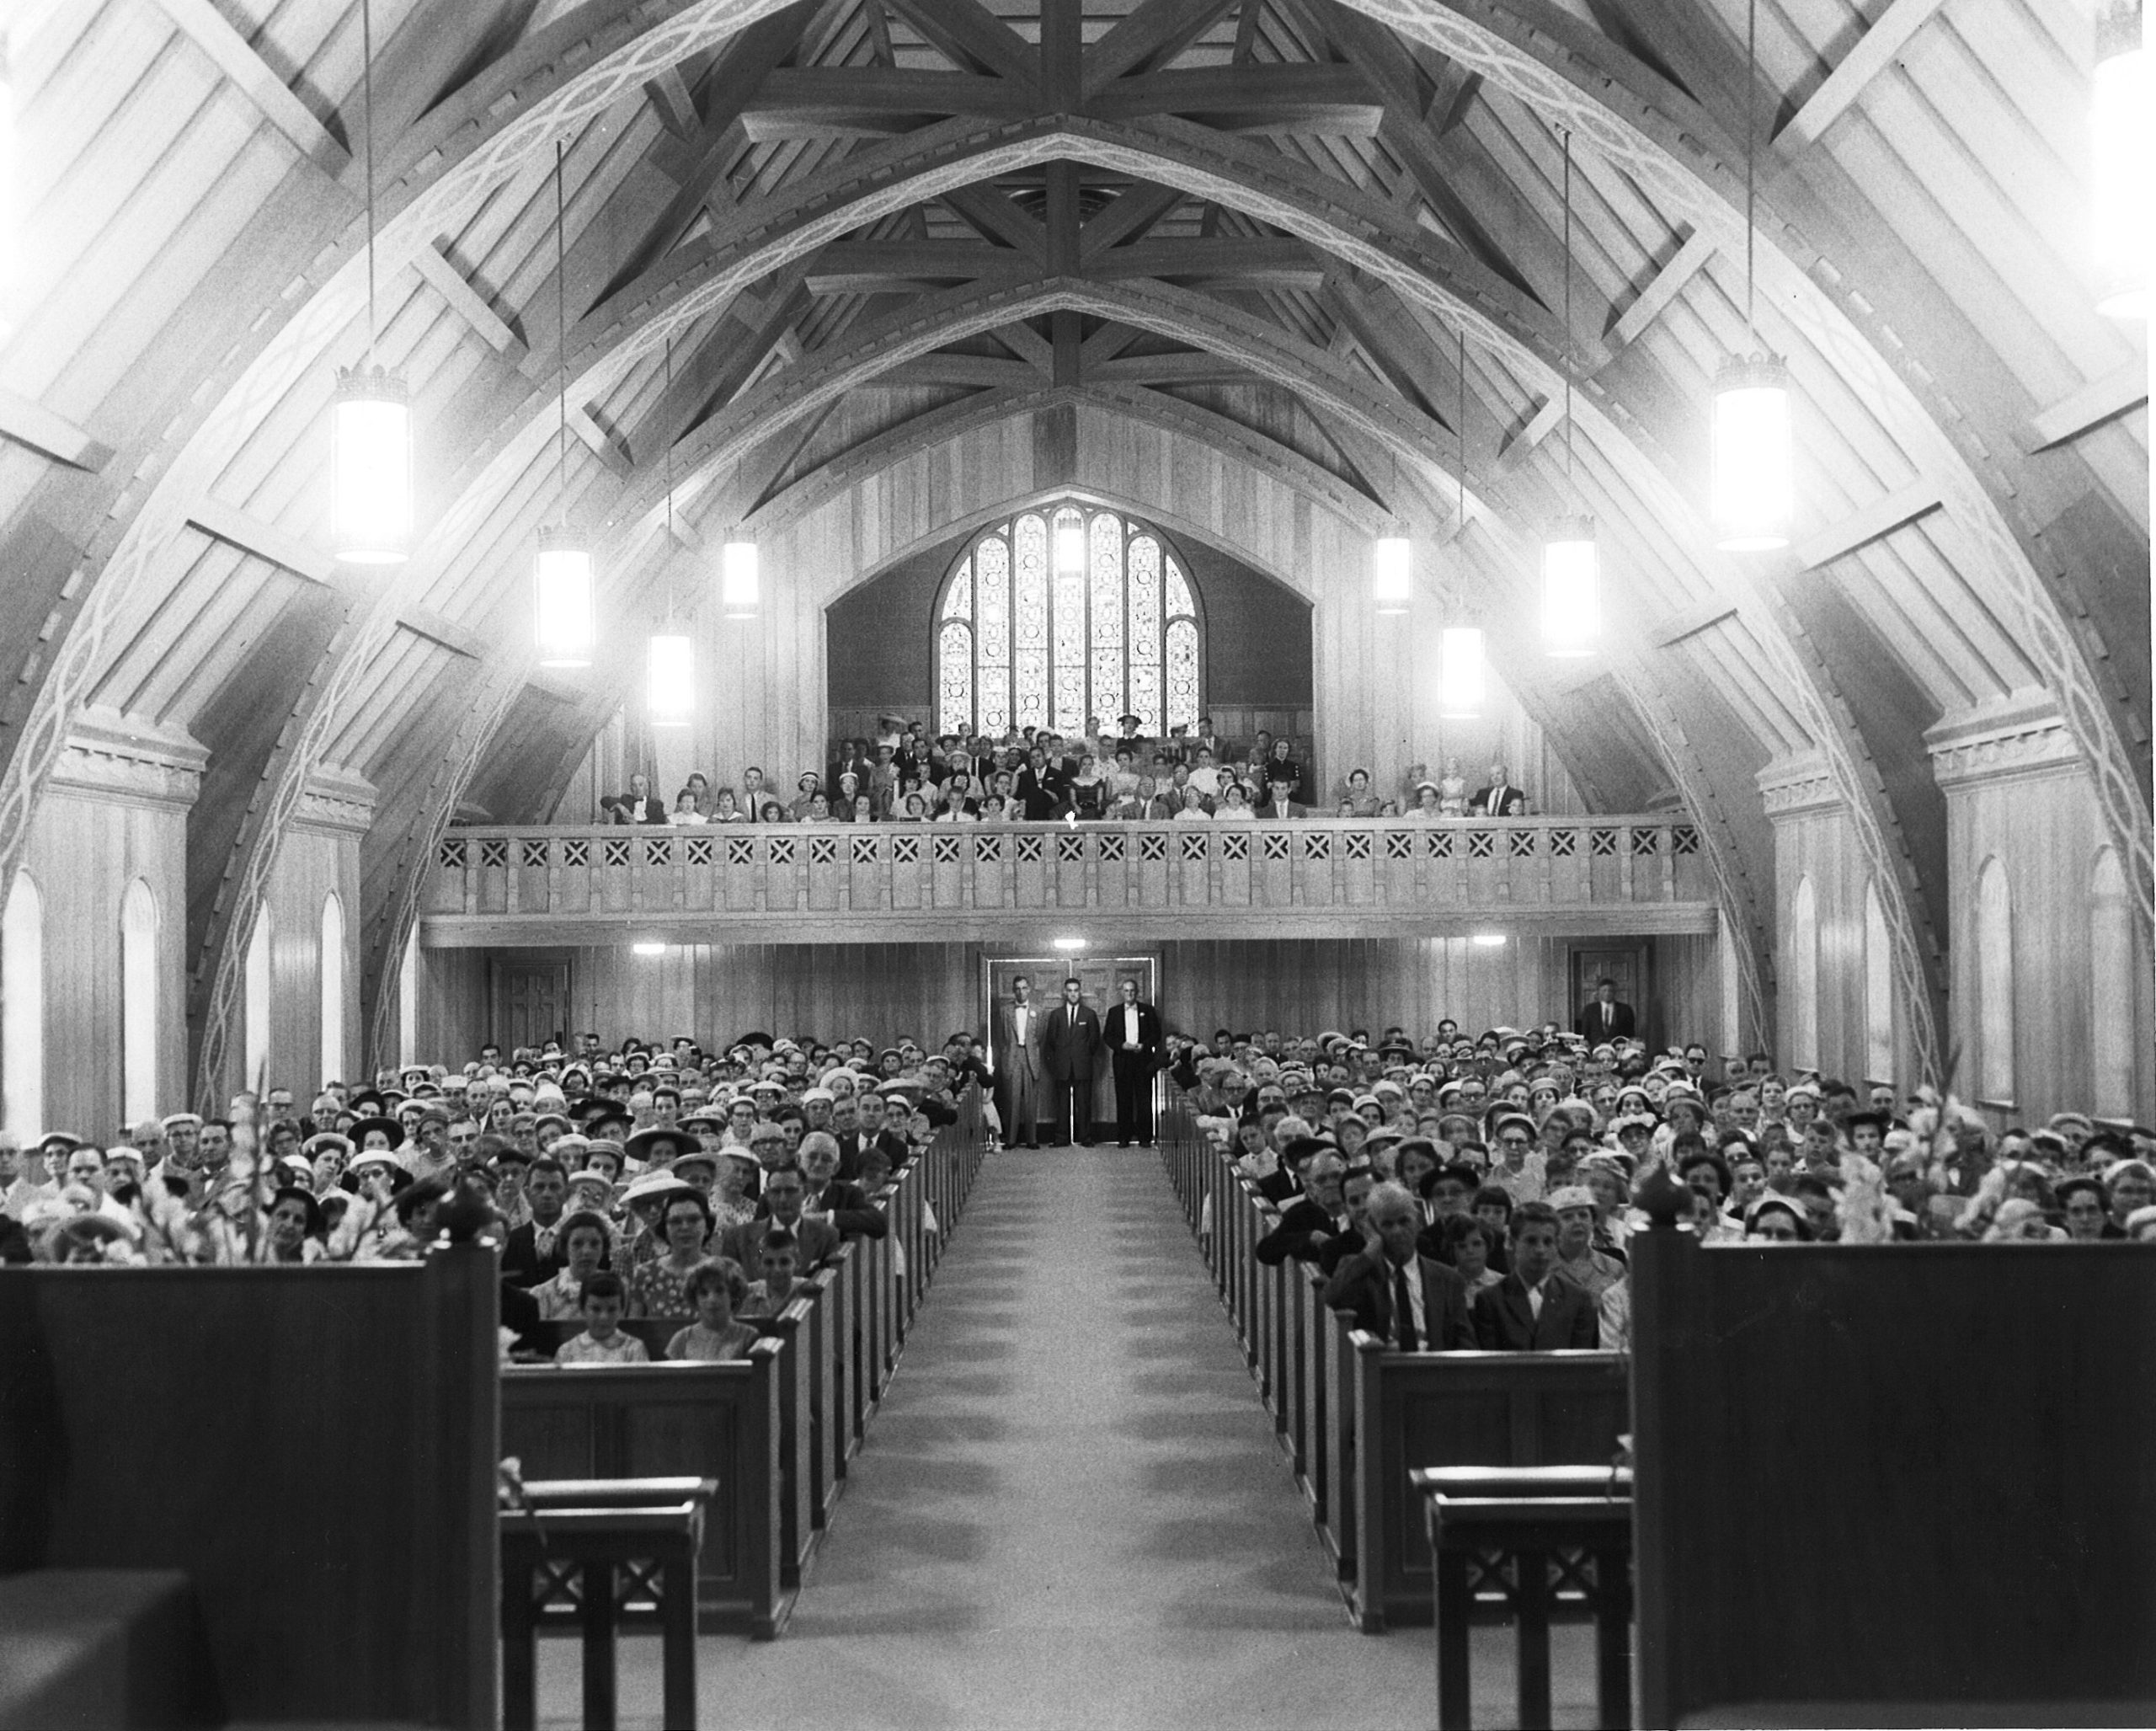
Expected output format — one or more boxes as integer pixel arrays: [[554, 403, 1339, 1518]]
[[1041, 975, 1102, 1147], [1322, 1180, 1476, 1350], [997, 975, 1046, 1150], [1468, 761, 1529, 817], [1102, 977, 1163, 1147], [1573, 976, 1637, 1040], [1472, 1202, 1600, 1350]]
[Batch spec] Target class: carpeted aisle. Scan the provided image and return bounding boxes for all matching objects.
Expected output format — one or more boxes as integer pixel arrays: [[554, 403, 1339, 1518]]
[[551, 1145, 1597, 1729]]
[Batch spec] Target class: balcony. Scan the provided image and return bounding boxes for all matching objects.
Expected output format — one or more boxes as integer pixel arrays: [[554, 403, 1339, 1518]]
[[419, 817, 1718, 946]]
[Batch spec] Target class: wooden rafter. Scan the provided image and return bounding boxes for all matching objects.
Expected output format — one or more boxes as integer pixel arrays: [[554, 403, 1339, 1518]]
[[152, 0, 351, 176], [1777, 0, 1952, 154], [1083, 0, 1242, 88], [881, 0, 1038, 84], [0, 387, 113, 473]]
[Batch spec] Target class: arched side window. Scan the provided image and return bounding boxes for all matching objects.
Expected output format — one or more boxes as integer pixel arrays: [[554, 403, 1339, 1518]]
[[1976, 857, 2015, 1105], [1790, 875, 1819, 1073], [398, 921, 420, 1071], [120, 880, 159, 1124], [1862, 879, 1893, 1084], [2089, 847, 2133, 1118], [320, 892, 345, 1088], [937, 501, 1201, 736], [244, 900, 273, 1087], [3, 872, 43, 1140]]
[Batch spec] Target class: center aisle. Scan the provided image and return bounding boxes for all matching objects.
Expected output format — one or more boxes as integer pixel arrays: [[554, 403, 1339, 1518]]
[[712, 1143, 1433, 1730]]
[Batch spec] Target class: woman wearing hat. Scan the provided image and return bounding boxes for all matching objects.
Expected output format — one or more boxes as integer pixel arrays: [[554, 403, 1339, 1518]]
[[629, 1188, 718, 1318]]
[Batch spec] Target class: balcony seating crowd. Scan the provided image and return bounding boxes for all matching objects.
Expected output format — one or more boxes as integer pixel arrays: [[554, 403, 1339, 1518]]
[[594, 719, 1533, 825]]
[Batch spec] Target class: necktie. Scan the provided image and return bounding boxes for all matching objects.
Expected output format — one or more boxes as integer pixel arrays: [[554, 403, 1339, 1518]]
[[1528, 1281, 1544, 1320], [1393, 1264, 1419, 1352]]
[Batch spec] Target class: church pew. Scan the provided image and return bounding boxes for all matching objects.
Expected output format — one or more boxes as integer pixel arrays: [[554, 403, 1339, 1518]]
[[1342, 1334, 1629, 1632], [1631, 1230, 2156, 1727], [500, 1347, 789, 1638], [0, 1244, 498, 1727]]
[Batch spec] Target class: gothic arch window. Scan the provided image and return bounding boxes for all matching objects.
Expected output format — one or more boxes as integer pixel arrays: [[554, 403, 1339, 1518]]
[[937, 502, 1202, 737], [1976, 857, 2015, 1106], [1790, 875, 1819, 1073], [120, 879, 159, 1124], [1862, 878, 1893, 1084], [3, 872, 43, 1139], [320, 891, 346, 1089], [245, 900, 274, 1086], [2089, 847, 2132, 1118]]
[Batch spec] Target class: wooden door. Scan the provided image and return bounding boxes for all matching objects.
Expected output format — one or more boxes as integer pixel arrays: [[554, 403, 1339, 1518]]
[[985, 954, 1158, 1135], [1570, 944, 1649, 1046], [491, 958, 571, 1053]]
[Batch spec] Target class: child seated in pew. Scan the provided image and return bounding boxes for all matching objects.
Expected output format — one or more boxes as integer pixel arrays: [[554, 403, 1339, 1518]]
[[556, 1271, 649, 1365], [666, 1258, 758, 1362], [737, 1230, 800, 1319]]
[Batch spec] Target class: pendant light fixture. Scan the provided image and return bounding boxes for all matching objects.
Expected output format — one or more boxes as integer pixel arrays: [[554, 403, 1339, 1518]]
[[330, 0, 413, 564], [647, 334, 692, 727], [721, 537, 760, 620], [1443, 332, 1485, 719], [1710, 0, 1795, 551], [2093, 0, 2150, 318], [534, 139, 594, 668], [1543, 128, 1600, 658], [1373, 530, 1412, 614]]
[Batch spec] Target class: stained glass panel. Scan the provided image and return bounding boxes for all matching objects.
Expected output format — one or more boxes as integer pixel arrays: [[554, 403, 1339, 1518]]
[[945, 557, 973, 619], [1128, 535, 1161, 667], [1090, 511, 1123, 728], [1050, 508, 1086, 732], [938, 622, 973, 735], [1166, 617, 1199, 732], [1129, 663, 1161, 735], [1013, 514, 1049, 730], [978, 537, 1009, 665], [1165, 554, 1194, 619]]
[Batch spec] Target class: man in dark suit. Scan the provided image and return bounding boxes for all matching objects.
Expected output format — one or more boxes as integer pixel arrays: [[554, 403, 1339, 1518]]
[[499, 1157, 571, 1287], [1472, 1202, 1600, 1349], [1102, 976, 1163, 1146], [1257, 779, 1305, 819], [1256, 1150, 1350, 1265], [1467, 760, 1529, 816], [1323, 1180, 1476, 1350], [719, 1165, 841, 1274], [1573, 977, 1637, 1041], [1041, 975, 1102, 1146], [996, 974, 1046, 1149]]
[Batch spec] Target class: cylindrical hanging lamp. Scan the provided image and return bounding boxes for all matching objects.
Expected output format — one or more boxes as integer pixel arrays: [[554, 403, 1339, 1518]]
[[1373, 533, 1412, 613], [331, 366, 413, 563], [1440, 626, 1486, 718], [1710, 353, 1795, 551], [535, 529, 595, 667], [2094, 0, 2150, 318], [1541, 516, 1600, 659], [648, 631, 693, 726], [722, 539, 760, 619]]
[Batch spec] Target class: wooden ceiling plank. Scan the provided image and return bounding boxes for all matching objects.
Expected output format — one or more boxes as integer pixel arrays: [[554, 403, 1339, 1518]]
[[413, 243, 526, 359], [1776, 0, 1952, 154], [1794, 478, 1945, 569], [151, 0, 350, 175], [397, 608, 489, 660], [186, 498, 338, 588], [1648, 599, 1738, 649], [0, 387, 113, 473], [1083, 0, 1242, 89], [1599, 227, 1713, 358], [2025, 361, 2148, 452]]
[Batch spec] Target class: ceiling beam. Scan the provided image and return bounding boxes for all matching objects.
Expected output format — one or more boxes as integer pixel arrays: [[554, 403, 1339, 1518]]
[[881, 0, 1038, 85], [803, 243, 1034, 295], [1599, 227, 1713, 359], [1775, 0, 1951, 154], [187, 499, 339, 587], [1086, 63, 1384, 134], [1647, 599, 1738, 649], [1090, 237, 1328, 289], [737, 67, 1034, 139], [1494, 396, 1564, 473], [397, 608, 490, 660], [0, 387, 113, 473], [2025, 361, 2148, 453], [878, 355, 1045, 387], [1793, 478, 1945, 570], [412, 242, 526, 359], [995, 320, 1059, 377], [568, 407, 635, 478], [1083, 0, 1242, 88], [643, 65, 701, 138], [1089, 350, 1258, 385], [1081, 182, 1186, 259], [152, 0, 351, 176], [940, 184, 1049, 260]]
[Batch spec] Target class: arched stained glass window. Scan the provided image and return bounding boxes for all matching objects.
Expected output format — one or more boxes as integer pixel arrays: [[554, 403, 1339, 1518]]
[[937, 502, 1202, 736]]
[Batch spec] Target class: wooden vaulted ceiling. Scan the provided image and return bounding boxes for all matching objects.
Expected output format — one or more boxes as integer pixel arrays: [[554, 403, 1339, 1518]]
[[0, 0, 2146, 1089]]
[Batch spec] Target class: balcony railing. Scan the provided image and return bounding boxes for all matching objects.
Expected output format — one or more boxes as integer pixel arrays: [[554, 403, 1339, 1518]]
[[419, 817, 1716, 945]]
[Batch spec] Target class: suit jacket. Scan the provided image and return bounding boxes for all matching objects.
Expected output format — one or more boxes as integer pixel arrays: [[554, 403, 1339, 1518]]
[[1468, 782, 1528, 817], [1573, 998, 1637, 1039], [1015, 767, 1069, 820], [1323, 1250, 1476, 1351], [808, 1179, 888, 1242], [1102, 1001, 1162, 1067], [1471, 1271, 1600, 1351], [606, 794, 669, 825], [998, 997, 1047, 1078], [500, 1218, 569, 1288], [1257, 798, 1307, 820], [1042, 1001, 1102, 1083], [719, 1214, 842, 1275], [1255, 1196, 1350, 1266]]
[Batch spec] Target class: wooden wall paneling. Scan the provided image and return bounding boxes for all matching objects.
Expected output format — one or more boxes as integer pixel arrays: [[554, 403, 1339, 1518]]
[[419, 947, 490, 1068], [1764, 769, 1882, 1086]]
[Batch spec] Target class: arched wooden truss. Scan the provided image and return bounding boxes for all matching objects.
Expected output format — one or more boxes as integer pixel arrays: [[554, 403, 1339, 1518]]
[[0, 0, 2142, 1100]]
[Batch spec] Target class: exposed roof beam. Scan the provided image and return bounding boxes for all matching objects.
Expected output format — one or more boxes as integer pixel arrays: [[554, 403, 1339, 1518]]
[[642, 66, 701, 139], [2025, 361, 2148, 452], [1083, 0, 1242, 88], [878, 355, 1046, 387], [1599, 227, 1713, 359], [187, 499, 339, 587], [803, 243, 1034, 295], [1081, 321, 1143, 369], [412, 242, 526, 359], [940, 185, 1049, 260], [397, 608, 489, 660], [1794, 478, 1945, 569], [568, 407, 634, 478], [1091, 350, 1257, 385], [881, 0, 1038, 85], [738, 67, 1033, 140], [1081, 182, 1186, 259], [152, 0, 351, 176], [1775, 0, 1951, 154], [1647, 599, 1738, 649], [1086, 63, 1383, 134], [0, 387, 113, 473], [1087, 237, 1327, 289], [1494, 397, 1564, 473], [995, 320, 1059, 377]]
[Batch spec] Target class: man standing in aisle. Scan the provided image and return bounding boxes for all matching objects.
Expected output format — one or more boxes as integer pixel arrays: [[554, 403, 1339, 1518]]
[[998, 975, 1046, 1150], [1103, 976, 1163, 1147], [1043, 975, 1102, 1147]]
